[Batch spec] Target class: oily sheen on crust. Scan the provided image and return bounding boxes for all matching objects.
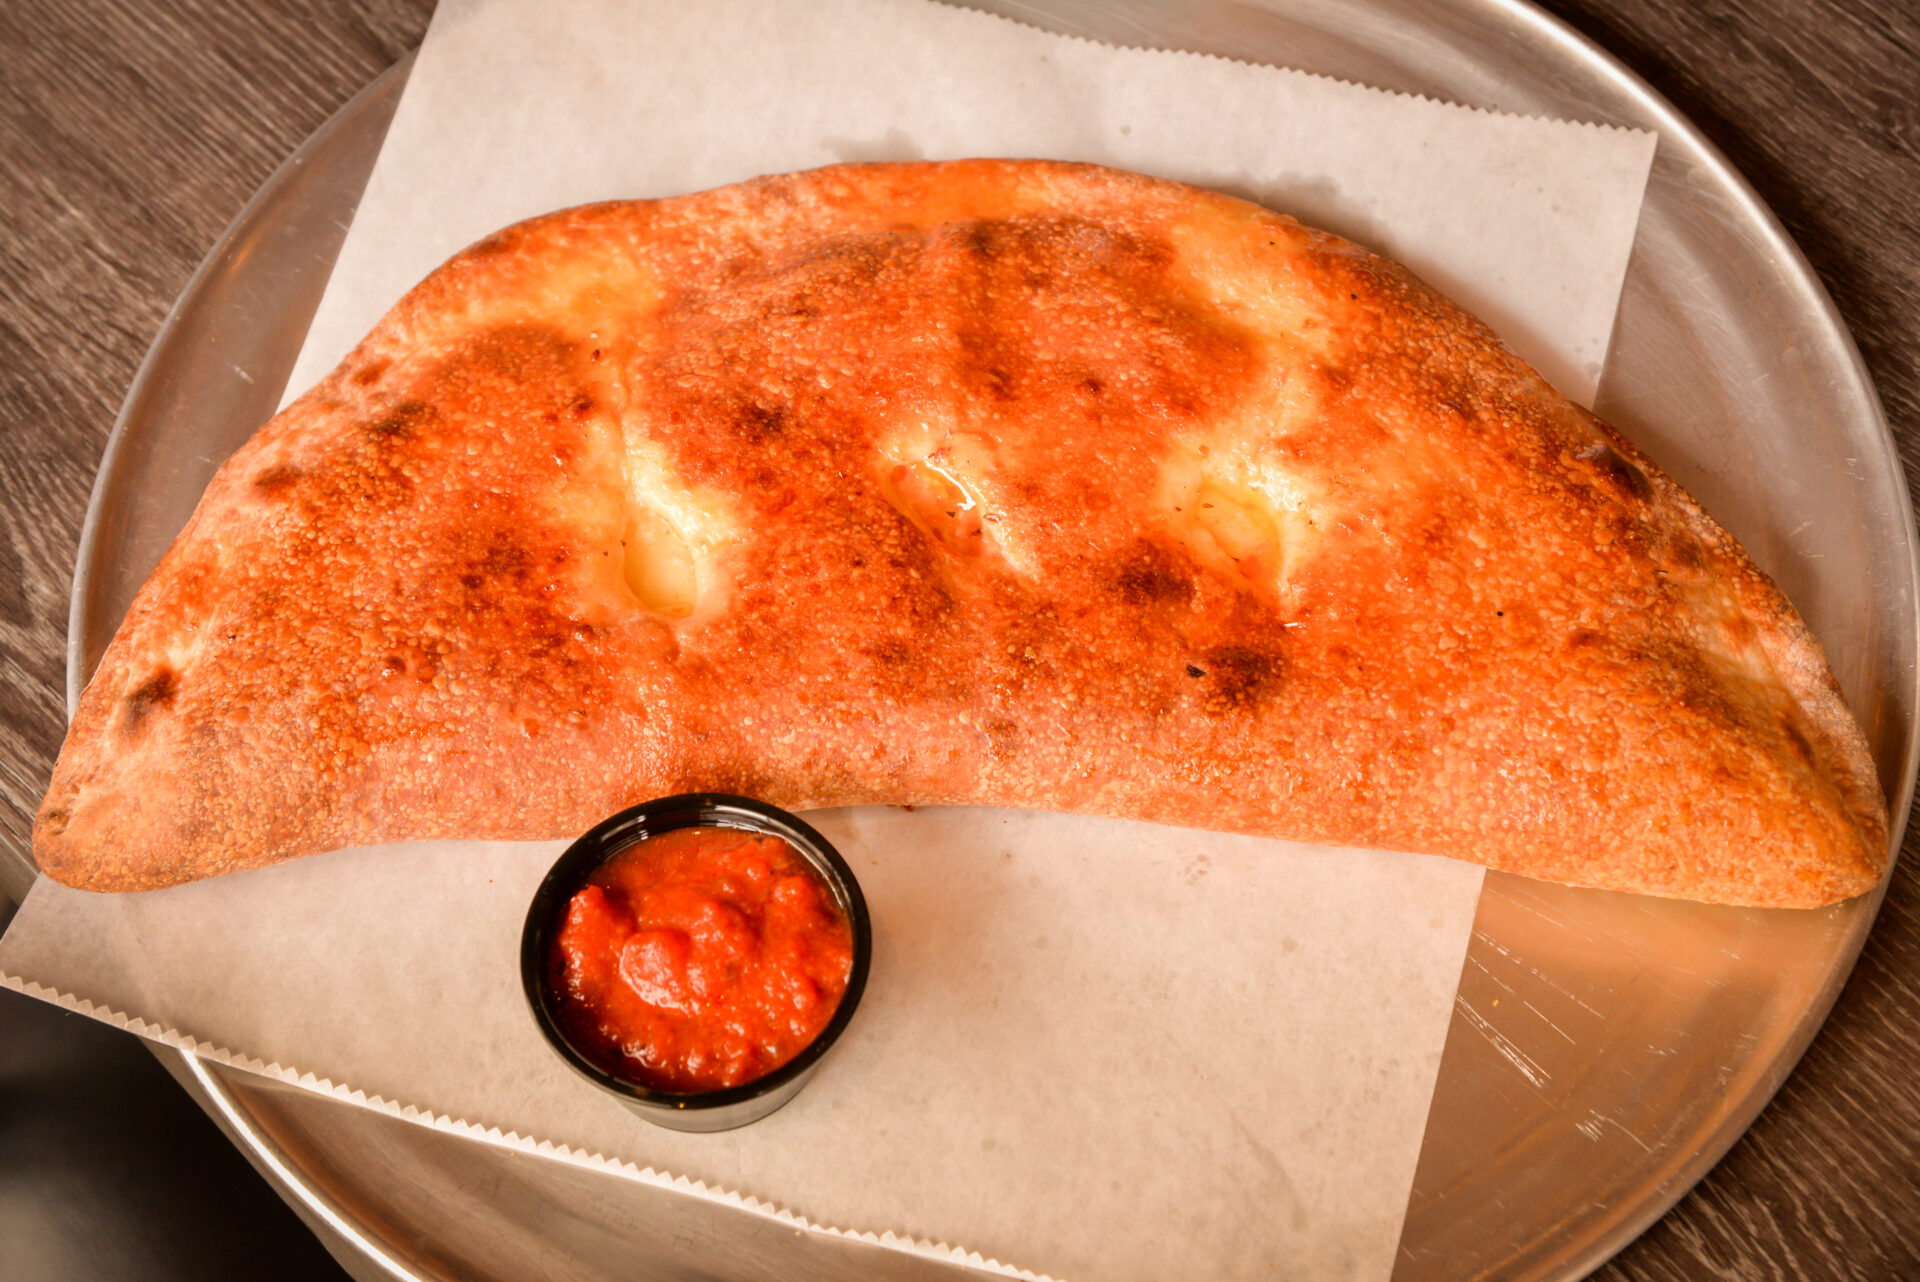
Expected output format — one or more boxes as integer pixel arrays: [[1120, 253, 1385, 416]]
[[35, 160, 1887, 906]]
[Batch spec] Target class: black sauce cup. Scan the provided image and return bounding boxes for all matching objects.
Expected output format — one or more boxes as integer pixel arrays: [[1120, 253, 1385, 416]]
[[522, 793, 872, 1132]]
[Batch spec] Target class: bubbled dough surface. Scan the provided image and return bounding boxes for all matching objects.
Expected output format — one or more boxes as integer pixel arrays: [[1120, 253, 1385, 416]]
[[35, 160, 1887, 906]]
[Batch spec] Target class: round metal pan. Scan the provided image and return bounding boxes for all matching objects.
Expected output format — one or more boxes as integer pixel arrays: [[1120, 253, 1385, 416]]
[[39, 2, 1918, 1279]]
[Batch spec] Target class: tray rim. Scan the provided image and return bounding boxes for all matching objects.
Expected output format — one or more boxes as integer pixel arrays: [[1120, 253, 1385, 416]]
[[48, 1, 1920, 1278], [58, 53, 433, 1282]]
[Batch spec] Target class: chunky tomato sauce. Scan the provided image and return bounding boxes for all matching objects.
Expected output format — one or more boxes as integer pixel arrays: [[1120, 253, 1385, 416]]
[[548, 826, 854, 1092]]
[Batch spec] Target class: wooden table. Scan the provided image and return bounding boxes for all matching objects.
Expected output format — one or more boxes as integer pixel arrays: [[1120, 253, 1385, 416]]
[[4, 1, 1916, 1277]]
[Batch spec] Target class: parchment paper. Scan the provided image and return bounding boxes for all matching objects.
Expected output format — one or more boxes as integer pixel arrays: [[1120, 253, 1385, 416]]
[[3, 2, 1658, 1278], [287, 0, 1653, 411]]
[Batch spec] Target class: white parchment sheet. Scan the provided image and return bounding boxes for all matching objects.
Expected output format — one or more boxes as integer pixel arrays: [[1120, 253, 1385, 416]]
[[3, 1, 1658, 1278]]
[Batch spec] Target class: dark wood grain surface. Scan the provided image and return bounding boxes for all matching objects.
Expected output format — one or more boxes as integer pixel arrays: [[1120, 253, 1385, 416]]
[[3, 0, 1916, 1278]]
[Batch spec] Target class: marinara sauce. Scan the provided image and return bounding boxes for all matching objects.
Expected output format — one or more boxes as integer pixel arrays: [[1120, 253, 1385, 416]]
[[547, 826, 854, 1093]]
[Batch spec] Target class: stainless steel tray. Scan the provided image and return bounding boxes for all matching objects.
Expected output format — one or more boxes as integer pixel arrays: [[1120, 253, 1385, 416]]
[[39, 1, 1920, 1279]]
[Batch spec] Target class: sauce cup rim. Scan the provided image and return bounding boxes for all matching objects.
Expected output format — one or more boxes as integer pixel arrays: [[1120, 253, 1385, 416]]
[[521, 792, 872, 1120]]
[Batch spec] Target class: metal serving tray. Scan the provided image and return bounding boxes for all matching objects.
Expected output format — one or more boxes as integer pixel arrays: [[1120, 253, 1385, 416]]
[[28, 1, 1918, 1278]]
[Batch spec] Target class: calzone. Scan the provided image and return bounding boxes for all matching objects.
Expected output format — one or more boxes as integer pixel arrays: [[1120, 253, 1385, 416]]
[[34, 161, 1888, 906]]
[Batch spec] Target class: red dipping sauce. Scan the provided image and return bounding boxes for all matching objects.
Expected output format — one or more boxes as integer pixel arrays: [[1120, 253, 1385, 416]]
[[546, 826, 855, 1093]]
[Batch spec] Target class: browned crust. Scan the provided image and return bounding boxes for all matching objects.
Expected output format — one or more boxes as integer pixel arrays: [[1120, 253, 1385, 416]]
[[34, 160, 1888, 906]]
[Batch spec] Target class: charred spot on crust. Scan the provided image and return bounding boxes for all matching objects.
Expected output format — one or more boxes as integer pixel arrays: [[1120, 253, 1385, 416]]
[[1111, 540, 1193, 607], [458, 536, 544, 596], [252, 464, 303, 498], [1582, 443, 1652, 503], [865, 639, 914, 668], [523, 621, 580, 661], [123, 667, 178, 732], [351, 357, 393, 387], [1316, 364, 1353, 397], [366, 400, 431, 440], [1781, 715, 1816, 768], [735, 401, 787, 444], [1202, 645, 1285, 710], [1606, 513, 1650, 556], [570, 394, 596, 419], [957, 221, 997, 260]]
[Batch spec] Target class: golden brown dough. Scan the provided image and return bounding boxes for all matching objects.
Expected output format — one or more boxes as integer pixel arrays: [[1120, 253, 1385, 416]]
[[34, 160, 1887, 906]]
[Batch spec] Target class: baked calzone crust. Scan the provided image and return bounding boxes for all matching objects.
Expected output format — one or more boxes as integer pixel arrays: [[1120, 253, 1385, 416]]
[[35, 160, 1888, 906]]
